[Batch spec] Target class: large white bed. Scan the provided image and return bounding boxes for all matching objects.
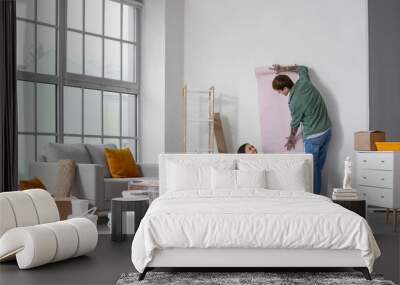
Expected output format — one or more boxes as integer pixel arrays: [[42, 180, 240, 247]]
[[131, 154, 380, 280]]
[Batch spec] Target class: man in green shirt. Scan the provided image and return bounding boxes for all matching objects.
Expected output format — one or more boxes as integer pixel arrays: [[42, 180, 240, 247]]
[[270, 64, 331, 195]]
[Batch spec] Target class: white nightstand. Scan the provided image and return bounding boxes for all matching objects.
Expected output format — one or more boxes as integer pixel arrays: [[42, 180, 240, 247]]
[[356, 151, 399, 231]]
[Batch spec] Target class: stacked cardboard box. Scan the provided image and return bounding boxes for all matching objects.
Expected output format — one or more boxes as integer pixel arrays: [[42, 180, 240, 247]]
[[354, 131, 385, 151]]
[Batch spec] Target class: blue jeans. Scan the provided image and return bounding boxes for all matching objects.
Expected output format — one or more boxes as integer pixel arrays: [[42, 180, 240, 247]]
[[304, 129, 331, 195]]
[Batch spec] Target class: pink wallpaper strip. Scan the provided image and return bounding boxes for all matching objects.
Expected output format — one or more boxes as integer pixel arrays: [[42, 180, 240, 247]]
[[255, 66, 304, 153]]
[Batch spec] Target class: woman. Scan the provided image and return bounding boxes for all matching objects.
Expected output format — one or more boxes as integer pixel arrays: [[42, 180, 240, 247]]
[[237, 143, 257, 154]]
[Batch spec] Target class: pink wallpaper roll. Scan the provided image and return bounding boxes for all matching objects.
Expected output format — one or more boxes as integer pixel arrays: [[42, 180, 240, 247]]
[[255, 66, 304, 153]]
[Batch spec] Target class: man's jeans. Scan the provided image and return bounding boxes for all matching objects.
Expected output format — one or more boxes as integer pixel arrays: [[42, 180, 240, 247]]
[[304, 129, 331, 195]]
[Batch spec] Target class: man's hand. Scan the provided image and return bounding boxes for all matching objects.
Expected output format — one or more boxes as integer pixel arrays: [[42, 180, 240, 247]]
[[269, 64, 282, 74], [269, 64, 298, 74], [285, 135, 297, 151]]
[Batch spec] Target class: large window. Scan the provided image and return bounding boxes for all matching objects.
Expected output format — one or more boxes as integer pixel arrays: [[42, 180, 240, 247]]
[[65, 0, 138, 85], [16, 0, 141, 179]]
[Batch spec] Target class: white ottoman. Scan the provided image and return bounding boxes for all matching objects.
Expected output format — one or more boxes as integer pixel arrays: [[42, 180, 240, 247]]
[[0, 190, 98, 269]]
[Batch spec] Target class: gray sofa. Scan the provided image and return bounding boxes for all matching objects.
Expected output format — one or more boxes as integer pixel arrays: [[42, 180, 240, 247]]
[[29, 143, 158, 212]]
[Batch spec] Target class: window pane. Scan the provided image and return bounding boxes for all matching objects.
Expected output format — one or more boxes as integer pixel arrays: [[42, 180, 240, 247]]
[[37, 0, 56, 25], [17, 81, 35, 132], [37, 25, 56, 75], [122, 43, 135, 82], [18, 134, 35, 180], [64, 136, 82, 143], [84, 89, 101, 135], [104, 39, 121, 80], [85, 0, 102, 35], [17, 21, 35, 72], [121, 94, 136, 137], [105, 0, 121, 39], [121, 139, 136, 158], [103, 138, 120, 147], [67, 31, 83, 74], [67, 0, 83, 30], [37, 135, 56, 157], [16, 0, 35, 20], [123, 4, 135, 42], [37, 84, 56, 133], [64, 86, 82, 134], [85, 35, 102, 77], [84, 137, 102, 144], [103, 92, 120, 136]]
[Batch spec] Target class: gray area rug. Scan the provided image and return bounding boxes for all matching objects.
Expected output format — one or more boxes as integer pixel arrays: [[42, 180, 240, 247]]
[[116, 271, 396, 285]]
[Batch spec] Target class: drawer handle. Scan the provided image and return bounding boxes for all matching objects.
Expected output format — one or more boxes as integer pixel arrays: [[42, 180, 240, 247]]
[[363, 160, 367, 163], [380, 195, 385, 199], [363, 176, 367, 179], [380, 160, 385, 163], [381, 178, 385, 181], [362, 193, 366, 196]]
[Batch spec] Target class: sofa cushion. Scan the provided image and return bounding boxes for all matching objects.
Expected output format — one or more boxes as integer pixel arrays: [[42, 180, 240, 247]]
[[55, 159, 76, 198], [37, 155, 46, 162], [104, 148, 141, 178], [19, 176, 47, 191], [85, 144, 116, 178], [43, 143, 91, 164]]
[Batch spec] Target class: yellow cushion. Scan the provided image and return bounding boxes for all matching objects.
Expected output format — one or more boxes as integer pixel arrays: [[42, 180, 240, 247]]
[[104, 148, 141, 178], [20, 176, 47, 190]]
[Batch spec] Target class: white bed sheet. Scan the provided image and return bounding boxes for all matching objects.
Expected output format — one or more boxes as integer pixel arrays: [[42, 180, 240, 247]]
[[131, 190, 380, 273]]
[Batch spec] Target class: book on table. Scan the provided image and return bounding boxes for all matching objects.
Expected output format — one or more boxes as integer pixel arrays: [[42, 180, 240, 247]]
[[332, 188, 359, 200]]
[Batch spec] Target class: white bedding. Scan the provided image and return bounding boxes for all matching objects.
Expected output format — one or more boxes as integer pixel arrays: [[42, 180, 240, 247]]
[[131, 190, 380, 273]]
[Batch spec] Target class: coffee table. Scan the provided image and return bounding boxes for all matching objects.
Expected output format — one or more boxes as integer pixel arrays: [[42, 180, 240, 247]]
[[111, 197, 149, 242]]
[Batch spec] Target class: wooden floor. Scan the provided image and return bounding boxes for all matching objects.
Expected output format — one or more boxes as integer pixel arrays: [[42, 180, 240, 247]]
[[0, 211, 399, 285], [0, 235, 134, 285]]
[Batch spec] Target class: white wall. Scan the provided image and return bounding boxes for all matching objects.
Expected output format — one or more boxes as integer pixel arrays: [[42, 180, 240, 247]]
[[139, 0, 166, 163], [140, 0, 185, 163], [140, 0, 370, 193], [165, 0, 184, 153], [183, 0, 369, 193]]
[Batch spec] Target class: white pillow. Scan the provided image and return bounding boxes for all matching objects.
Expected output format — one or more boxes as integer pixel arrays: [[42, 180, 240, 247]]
[[236, 169, 267, 188], [211, 168, 236, 190], [167, 162, 209, 191], [238, 159, 308, 191], [166, 159, 235, 191], [211, 168, 267, 190], [266, 161, 307, 191]]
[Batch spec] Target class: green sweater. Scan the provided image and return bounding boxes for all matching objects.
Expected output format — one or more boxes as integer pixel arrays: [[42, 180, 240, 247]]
[[289, 66, 331, 138]]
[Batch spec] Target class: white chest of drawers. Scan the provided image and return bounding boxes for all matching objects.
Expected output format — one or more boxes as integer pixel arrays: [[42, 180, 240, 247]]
[[356, 151, 400, 209]]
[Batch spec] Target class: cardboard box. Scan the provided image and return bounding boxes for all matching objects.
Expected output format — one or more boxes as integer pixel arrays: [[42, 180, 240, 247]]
[[54, 198, 72, 220], [354, 131, 385, 151]]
